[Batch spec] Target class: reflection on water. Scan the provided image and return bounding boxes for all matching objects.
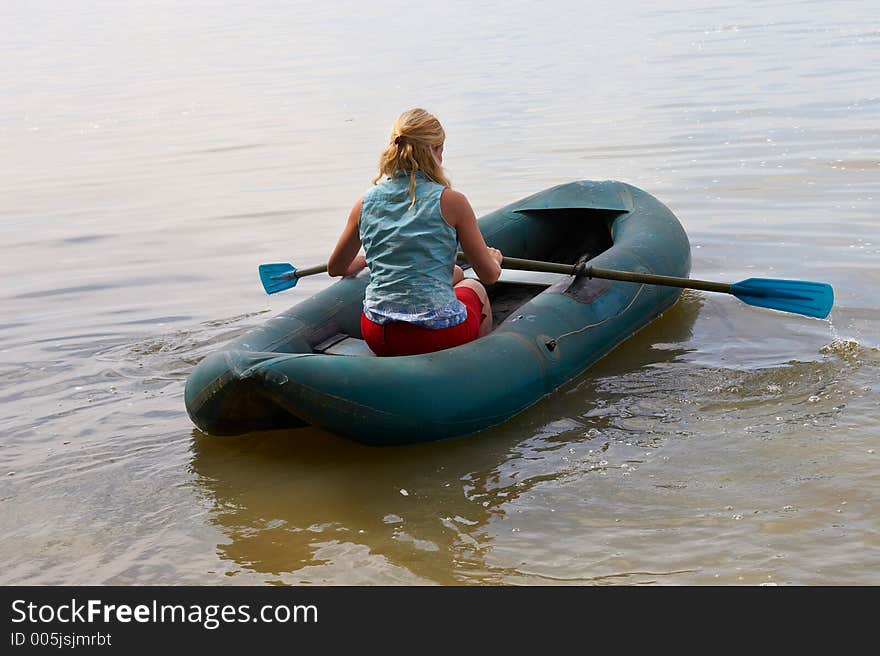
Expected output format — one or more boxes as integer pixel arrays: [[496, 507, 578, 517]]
[[190, 295, 702, 584], [1, 0, 878, 585]]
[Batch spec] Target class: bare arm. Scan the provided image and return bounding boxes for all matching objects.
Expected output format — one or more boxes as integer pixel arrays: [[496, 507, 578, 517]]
[[327, 197, 366, 277], [441, 189, 502, 285]]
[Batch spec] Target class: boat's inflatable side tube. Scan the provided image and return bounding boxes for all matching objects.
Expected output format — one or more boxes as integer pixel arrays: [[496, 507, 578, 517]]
[[251, 332, 550, 444], [184, 350, 311, 435]]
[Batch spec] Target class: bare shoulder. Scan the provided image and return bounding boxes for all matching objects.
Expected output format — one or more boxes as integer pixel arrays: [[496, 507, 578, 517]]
[[440, 188, 474, 227], [441, 187, 469, 206]]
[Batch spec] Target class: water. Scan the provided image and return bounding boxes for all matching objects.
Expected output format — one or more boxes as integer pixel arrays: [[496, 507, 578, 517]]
[[1, 0, 877, 585]]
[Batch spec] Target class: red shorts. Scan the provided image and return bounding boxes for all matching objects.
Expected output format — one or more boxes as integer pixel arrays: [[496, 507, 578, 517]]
[[361, 287, 485, 356]]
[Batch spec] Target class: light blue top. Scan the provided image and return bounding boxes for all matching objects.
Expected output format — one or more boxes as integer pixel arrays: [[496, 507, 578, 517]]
[[359, 172, 467, 328]]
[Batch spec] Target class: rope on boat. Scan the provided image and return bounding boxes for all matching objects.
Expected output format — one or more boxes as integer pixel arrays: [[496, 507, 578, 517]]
[[547, 283, 646, 349]]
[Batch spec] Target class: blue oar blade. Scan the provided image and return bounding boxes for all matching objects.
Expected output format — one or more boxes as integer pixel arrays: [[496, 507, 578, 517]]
[[259, 263, 298, 295], [731, 278, 834, 319]]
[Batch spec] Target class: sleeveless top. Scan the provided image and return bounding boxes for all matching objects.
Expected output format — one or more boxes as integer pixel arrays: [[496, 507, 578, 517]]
[[359, 171, 467, 328]]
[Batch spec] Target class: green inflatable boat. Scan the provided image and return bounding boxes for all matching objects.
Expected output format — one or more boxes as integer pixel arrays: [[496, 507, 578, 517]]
[[185, 180, 691, 444]]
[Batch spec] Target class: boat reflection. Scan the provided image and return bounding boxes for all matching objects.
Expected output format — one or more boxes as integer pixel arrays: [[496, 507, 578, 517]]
[[188, 292, 702, 584]]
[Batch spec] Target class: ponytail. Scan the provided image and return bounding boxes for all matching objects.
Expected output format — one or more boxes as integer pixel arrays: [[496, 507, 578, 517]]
[[373, 108, 451, 208]]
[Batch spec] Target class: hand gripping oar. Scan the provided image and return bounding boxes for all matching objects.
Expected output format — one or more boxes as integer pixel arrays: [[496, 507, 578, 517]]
[[259, 255, 833, 319]]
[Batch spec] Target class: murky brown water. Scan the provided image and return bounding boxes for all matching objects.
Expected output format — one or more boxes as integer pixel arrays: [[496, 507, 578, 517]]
[[1, 0, 878, 585]]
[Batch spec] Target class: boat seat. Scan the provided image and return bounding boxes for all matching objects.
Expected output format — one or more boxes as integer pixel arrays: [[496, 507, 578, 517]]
[[315, 334, 377, 357]]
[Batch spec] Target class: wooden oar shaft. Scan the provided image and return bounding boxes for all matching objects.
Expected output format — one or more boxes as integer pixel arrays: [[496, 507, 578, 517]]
[[499, 255, 733, 294], [498, 255, 573, 275], [585, 265, 732, 294], [295, 263, 328, 278]]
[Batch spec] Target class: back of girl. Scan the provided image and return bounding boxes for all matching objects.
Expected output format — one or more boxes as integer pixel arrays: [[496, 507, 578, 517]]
[[327, 108, 503, 356]]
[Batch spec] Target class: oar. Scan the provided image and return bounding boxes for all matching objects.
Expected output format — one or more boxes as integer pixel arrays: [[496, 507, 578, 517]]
[[259, 256, 476, 296], [258, 262, 328, 295], [500, 255, 833, 319], [259, 256, 833, 319]]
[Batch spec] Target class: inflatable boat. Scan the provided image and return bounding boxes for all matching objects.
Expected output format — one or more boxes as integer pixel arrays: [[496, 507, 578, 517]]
[[185, 180, 691, 444]]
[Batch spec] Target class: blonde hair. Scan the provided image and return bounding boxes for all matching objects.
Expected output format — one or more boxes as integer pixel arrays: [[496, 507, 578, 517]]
[[373, 108, 451, 208]]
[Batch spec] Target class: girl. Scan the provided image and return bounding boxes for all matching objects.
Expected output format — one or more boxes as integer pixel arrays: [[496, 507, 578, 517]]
[[327, 108, 503, 356]]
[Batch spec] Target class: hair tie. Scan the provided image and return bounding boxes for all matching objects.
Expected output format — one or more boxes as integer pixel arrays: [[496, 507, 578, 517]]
[[394, 135, 402, 145]]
